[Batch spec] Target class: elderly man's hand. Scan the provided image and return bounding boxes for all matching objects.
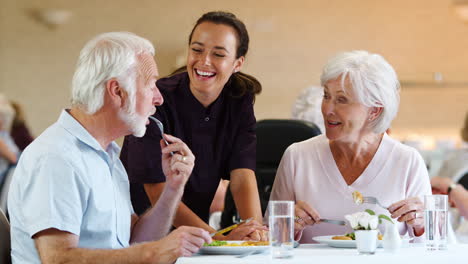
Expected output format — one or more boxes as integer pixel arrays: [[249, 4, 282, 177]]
[[388, 197, 424, 236], [146, 226, 211, 263], [160, 134, 195, 190]]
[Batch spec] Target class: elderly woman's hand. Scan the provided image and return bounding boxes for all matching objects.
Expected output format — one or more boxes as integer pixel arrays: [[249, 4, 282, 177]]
[[388, 197, 424, 236], [294, 200, 320, 234]]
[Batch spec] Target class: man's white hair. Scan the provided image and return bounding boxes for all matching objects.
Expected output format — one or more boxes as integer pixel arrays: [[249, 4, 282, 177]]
[[71, 32, 155, 114], [320, 50, 400, 133]]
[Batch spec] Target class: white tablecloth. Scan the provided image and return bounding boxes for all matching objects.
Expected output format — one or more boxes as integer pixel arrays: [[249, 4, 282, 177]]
[[176, 243, 467, 264]]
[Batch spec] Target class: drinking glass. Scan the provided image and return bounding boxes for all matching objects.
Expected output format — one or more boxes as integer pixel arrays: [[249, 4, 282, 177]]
[[269, 201, 294, 259], [424, 195, 448, 250]]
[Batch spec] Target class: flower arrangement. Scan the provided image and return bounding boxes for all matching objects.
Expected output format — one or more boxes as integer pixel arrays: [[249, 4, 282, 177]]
[[345, 209, 393, 230]]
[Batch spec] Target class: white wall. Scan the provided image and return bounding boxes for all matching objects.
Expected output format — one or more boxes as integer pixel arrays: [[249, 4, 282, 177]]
[[1, 0, 467, 145]]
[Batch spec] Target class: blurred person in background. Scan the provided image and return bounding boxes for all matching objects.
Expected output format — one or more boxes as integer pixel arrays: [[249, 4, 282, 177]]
[[431, 177, 468, 219], [269, 51, 431, 243], [10, 101, 34, 151], [0, 94, 19, 184], [291, 85, 325, 133], [434, 111, 468, 182], [208, 179, 229, 230], [430, 111, 468, 242]]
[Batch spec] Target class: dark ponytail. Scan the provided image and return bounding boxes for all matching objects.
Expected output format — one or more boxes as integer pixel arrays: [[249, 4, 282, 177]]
[[228, 72, 261, 100]]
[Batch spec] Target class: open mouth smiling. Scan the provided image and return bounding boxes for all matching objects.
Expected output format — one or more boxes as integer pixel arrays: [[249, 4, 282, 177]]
[[195, 69, 216, 78], [327, 120, 342, 126]]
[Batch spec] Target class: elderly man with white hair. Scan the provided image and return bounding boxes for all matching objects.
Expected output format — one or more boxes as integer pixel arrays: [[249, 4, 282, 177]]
[[269, 50, 431, 243], [8, 32, 211, 264]]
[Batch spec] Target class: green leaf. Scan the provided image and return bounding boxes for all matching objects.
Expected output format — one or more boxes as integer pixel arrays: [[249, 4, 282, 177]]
[[345, 232, 355, 240], [204, 240, 228, 247], [378, 214, 393, 224], [365, 209, 376, 215]]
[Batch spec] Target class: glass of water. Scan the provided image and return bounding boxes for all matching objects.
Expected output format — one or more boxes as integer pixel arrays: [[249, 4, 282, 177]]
[[269, 200, 294, 259], [424, 195, 448, 250]]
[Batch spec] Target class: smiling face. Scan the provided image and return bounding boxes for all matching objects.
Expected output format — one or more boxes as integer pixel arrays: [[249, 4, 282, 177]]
[[187, 22, 244, 104], [120, 53, 163, 137], [321, 77, 373, 142]]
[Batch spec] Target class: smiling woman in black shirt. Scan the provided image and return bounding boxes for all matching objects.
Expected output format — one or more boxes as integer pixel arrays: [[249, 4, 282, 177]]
[[120, 11, 266, 241]]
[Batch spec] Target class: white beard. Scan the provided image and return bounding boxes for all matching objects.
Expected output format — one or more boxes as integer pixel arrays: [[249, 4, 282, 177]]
[[119, 102, 147, 138]]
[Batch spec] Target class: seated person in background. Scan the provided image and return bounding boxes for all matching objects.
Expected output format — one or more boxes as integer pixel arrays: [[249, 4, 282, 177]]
[[436, 111, 468, 181], [0, 94, 19, 182], [269, 50, 431, 243], [431, 177, 468, 218], [8, 32, 211, 264], [208, 179, 229, 230], [10, 101, 34, 151], [120, 11, 266, 241], [291, 85, 325, 133]]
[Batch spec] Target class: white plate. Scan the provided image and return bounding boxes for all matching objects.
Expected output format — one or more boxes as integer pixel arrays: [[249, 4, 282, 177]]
[[313, 235, 383, 248], [199, 241, 269, 255]]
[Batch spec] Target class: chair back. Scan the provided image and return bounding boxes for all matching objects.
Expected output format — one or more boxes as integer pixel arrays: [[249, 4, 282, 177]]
[[0, 208, 11, 264], [221, 119, 321, 227], [255, 119, 321, 213]]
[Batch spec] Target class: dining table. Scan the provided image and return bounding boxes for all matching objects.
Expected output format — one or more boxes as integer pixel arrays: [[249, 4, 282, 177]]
[[176, 243, 467, 264]]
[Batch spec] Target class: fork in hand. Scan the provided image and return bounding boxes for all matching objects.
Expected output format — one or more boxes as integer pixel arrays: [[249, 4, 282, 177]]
[[149, 116, 174, 156], [362, 196, 388, 210]]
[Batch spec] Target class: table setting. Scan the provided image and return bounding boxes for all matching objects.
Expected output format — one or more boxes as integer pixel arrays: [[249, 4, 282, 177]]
[[176, 193, 467, 264]]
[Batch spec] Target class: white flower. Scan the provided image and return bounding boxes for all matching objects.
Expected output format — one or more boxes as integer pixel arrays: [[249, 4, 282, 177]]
[[358, 214, 370, 229], [369, 215, 379, 230], [345, 211, 379, 230], [345, 214, 359, 229]]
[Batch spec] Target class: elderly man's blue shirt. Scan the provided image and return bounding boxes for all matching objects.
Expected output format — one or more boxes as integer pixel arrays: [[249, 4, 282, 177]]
[[8, 110, 134, 263]]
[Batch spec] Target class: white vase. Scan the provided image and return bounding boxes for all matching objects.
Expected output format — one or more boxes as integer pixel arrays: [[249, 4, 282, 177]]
[[383, 221, 402, 253], [355, 230, 378, 255]]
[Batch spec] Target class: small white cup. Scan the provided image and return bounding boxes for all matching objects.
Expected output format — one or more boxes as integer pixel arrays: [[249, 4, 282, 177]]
[[355, 230, 378, 255]]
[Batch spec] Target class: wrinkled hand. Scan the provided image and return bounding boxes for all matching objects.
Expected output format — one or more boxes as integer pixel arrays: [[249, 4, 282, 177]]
[[388, 197, 424, 231], [160, 134, 195, 190], [294, 200, 320, 234], [223, 220, 268, 241], [148, 226, 211, 263]]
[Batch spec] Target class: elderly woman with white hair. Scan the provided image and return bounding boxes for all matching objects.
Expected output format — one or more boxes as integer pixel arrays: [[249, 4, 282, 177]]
[[0, 94, 19, 182], [269, 51, 431, 243]]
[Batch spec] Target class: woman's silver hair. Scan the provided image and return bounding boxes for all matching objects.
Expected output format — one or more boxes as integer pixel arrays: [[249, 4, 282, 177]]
[[71, 32, 155, 114], [0, 94, 15, 131], [320, 50, 400, 134]]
